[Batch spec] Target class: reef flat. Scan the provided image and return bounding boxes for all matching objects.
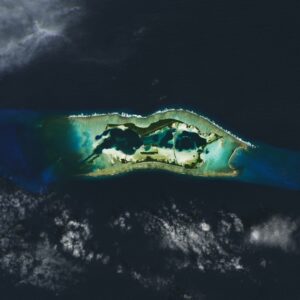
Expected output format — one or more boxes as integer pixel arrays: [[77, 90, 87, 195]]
[[66, 109, 249, 178]]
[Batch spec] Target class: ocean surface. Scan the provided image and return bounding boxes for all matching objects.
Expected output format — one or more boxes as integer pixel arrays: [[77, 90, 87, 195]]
[[0, 0, 300, 299]]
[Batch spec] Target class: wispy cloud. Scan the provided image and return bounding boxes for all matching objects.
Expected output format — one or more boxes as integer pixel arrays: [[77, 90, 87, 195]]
[[0, 0, 82, 74]]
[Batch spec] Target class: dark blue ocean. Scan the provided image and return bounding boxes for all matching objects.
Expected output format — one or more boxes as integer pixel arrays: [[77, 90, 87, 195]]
[[0, 0, 300, 299]]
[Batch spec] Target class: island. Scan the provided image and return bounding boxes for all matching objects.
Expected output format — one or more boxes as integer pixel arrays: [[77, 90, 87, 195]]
[[61, 109, 250, 178], [2, 109, 300, 192]]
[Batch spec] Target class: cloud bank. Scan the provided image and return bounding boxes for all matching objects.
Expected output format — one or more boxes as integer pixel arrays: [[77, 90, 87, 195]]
[[249, 216, 298, 251], [0, 0, 82, 74]]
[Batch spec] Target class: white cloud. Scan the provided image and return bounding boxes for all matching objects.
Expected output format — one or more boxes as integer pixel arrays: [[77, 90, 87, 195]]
[[143, 208, 245, 273], [18, 235, 83, 291], [249, 216, 298, 251], [0, 0, 82, 74], [0, 185, 84, 292], [60, 219, 92, 259]]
